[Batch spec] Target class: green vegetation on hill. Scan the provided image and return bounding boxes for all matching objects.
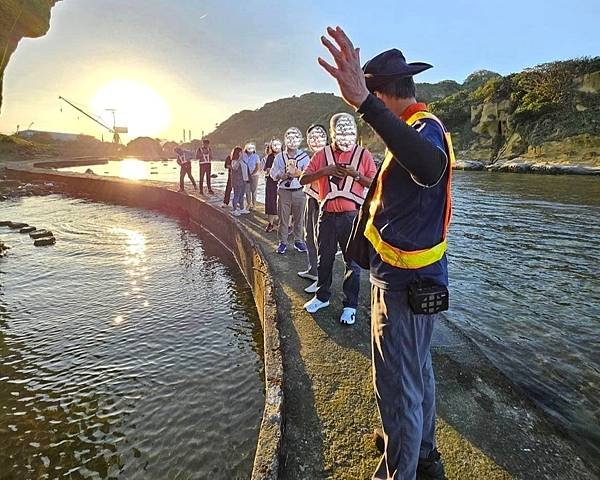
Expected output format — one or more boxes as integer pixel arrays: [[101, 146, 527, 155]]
[[207, 58, 599, 166], [430, 57, 600, 163]]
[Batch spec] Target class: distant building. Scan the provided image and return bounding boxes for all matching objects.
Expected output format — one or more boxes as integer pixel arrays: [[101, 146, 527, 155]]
[[18, 130, 82, 142]]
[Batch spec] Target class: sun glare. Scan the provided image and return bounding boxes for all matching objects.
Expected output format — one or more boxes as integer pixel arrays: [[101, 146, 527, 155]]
[[119, 158, 147, 180], [91, 80, 171, 138]]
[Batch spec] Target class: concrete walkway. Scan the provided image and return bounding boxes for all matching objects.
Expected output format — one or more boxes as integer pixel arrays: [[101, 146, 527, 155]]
[[192, 190, 594, 480]]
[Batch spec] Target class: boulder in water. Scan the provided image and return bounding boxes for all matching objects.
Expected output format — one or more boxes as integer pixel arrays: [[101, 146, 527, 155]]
[[0, 220, 11, 226], [85, 168, 96, 175], [20, 226, 36, 234], [30, 230, 53, 239], [8, 222, 28, 229], [34, 236, 56, 247], [210, 173, 218, 178]]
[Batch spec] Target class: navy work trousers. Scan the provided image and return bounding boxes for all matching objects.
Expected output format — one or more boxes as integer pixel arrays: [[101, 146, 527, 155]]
[[371, 284, 437, 480]]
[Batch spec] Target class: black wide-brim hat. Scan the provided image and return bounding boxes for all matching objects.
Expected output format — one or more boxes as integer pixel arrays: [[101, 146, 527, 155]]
[[362, 48, 432, 91]]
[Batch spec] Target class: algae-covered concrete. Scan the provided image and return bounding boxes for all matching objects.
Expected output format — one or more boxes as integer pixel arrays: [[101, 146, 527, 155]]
[[5, 161, 598, 479]]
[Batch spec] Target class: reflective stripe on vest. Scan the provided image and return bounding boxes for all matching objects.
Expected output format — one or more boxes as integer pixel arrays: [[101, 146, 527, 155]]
[[304, 183, 320, 200], [321, 145, 366, 206], [364, 110, 454, 270]]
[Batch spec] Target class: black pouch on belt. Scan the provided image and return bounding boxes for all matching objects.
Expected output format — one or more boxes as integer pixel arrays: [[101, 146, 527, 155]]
[[408, 280, 449, 315]]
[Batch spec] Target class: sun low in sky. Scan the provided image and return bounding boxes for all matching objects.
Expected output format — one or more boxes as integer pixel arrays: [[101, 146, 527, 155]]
[[90, 80, 172, 139]]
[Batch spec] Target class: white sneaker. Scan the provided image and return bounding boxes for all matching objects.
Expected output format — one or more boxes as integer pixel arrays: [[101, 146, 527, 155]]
[[297, 270, 318, 281], [336, 249, 343, 256], [232, 210, 241, 217], [304, 296, 330, 314], [304, 280, 318, 294], [239, 209, 250, 214], [340, 307, 356, 325]]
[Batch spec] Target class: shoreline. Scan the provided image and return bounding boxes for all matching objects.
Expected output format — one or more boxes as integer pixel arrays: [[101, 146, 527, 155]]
[[453, 158, 600, 175], [2, 159, 598, 479]]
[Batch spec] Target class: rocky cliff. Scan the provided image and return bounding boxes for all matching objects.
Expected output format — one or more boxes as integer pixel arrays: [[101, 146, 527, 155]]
[[430, 58, 600, 168], [0, 0, 59, 113]]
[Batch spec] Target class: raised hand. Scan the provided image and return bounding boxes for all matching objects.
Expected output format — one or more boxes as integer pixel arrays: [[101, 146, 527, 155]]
[[318, 26, 370, 109]]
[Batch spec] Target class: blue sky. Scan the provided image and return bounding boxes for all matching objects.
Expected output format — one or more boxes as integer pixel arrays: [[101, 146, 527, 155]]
[[1, 0, 598, 140]]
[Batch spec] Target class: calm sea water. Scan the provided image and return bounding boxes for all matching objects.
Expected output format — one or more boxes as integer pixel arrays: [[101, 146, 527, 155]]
[[63, 159, 600, 464], [0, 195, 264, 479]]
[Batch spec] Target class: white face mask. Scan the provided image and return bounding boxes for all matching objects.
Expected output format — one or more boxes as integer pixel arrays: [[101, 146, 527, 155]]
[[284, 127, 303, 150], [270, 139, 282, 154], [245, 143, 256, 154], [331, 113, 357, 152], [306, 125, 328, 152]]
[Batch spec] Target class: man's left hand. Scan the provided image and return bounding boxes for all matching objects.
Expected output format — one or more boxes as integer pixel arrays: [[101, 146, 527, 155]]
[[318, 26, 370, 109], [343, 166, 360, 178]]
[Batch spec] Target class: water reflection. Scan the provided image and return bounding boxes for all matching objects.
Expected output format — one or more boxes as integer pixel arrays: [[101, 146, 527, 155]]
[[0, 196, 264, 478], [118, 159, 147, 181]]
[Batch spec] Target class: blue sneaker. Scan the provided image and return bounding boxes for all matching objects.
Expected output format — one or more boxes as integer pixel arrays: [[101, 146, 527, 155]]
[[294, 241, 308, 253], [276, 242, 287, 254]]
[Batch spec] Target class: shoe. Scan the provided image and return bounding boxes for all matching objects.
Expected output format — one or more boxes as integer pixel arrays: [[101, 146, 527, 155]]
[[239, 209, 250, 214], [373, 427, 385, 454], [177, 188, 185, 193], [303, 296, 330, 314], [417, 449, 446, 480], [297, 270, 318, 281], [336, 249, 343, 256], [294, 241, 308, 253], [340, 307, 356, 325], [304, 280, 318, 294], [276, 242, 287, 254], [208, 189, 214, 194], [265, 222, 274, 233], [232, 210, 241, 217], [221, 203, 228, 208]]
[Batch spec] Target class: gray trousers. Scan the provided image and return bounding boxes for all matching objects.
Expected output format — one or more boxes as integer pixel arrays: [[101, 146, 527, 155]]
[[277, 188, 306, 244], [246, 174, 259, 207], [371, 284, 437, 480], [305, 197, 319, 276]]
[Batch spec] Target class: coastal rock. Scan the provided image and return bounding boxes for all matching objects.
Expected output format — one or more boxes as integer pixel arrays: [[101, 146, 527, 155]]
[[210, 174, 218, 178], [85, 168, 96, 175], [8, 222, 28, 229], [20, 226, 36, 234], [453, 159, 484, 171], [0, 241, 9, 257], [34, 236, 56, 247], [30, 230, 53, 239], [0, 221, 11, 226]]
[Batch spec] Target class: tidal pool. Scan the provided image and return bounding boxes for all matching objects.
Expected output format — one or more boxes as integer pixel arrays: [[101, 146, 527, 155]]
[[0, 195, 264, 479]]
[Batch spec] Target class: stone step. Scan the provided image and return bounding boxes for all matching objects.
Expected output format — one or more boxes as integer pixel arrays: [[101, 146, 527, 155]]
[[30, 230, 53, 239], [34, 236, 56, 247]]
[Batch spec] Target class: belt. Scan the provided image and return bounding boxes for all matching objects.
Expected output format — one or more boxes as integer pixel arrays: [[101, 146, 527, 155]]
[[280, 187, 302, 192]]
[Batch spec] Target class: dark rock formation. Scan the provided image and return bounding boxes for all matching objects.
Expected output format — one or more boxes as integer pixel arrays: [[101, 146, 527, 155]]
[[20, 226, 36, 233], [123, 137, 165, 160], [0, 1, 60, 112], [30, 229, 53, 239], [34, 236, 55, 246], [8, 221, 28, 229]]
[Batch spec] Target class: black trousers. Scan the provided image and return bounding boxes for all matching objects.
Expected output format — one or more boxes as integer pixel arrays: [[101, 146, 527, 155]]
[[179, 163, 196, 190], [199, 163, 212, 192], [223, 171, 233, 205], [316, 210, 361, 308]]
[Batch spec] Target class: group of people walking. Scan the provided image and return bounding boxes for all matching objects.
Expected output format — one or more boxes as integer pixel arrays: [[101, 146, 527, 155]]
[[218, 115, 376, 325], [175, 27, 454, 480]]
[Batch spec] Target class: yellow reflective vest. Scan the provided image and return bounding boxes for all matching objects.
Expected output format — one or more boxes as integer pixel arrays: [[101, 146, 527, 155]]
[[364, 111, 454, 270]]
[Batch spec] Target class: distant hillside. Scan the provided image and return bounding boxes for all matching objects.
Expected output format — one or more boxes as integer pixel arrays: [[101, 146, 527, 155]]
[[208, 60, 600, 167], [206, 93, 354, 150]]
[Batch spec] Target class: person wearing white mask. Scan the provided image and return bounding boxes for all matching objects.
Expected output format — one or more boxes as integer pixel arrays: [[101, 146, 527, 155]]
[[298, 124, 329, 293], [242, 142, 260, 209], [300, 113, 376, 325], [269, 127, 310, 255]]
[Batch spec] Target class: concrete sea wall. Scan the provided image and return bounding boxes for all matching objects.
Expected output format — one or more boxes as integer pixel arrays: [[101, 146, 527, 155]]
[[5, 163, 283, 479]]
